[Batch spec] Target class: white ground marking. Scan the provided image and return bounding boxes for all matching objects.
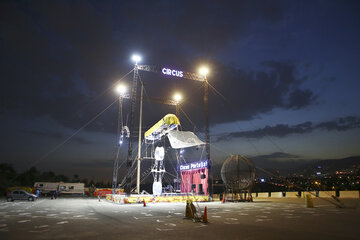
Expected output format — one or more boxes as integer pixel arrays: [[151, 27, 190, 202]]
[[255, 219, 272, 222], [29, 229, 50, 233], [145, 214, 153, 216], [46, 214, 58, 216], [34, 225, 49, 228], [73, 215, 85, 218], [56, 221, 68, 224], [156, 227, 173, 231], [312, 214, 324, 216], [302, 211, 315, 214], [211, 216, 221, 218], [11, 210, 25, 212], [18, 220, 30, 223], [133, 217, 139, 220], [262, 211, 271, 214], [285, 216, 301, 219], [256, 215, 268, 218], [195, 223, 208, 228], [226, 218, 238, 221], [239, 213, 249, 215], [164, 223, 176, 227], [156, 219, 164, 222], [224, 221, 239, 225], [0, 224, 7, 228], [60, 212, 71, 214], [25, 200, 45, 209], [19, 213, 31, 216]]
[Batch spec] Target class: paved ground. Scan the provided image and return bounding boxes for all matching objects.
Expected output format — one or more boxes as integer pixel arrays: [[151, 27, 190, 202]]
[[0, 197, 359, 240]]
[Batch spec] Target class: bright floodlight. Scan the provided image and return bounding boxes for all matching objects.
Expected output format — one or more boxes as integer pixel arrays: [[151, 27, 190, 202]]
[[199, 66, 209, 77], [173, 93, 182, 103], [131, 54, 141, 64], [115, 84, 127, 96]]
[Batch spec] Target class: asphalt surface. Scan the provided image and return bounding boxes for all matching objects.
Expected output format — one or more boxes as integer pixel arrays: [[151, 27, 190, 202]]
[[0, 197, 359, 240]]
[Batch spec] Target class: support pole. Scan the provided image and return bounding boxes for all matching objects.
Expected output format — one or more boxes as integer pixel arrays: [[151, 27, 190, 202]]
[[175, 104, 180, 118], [112, 97, 123, 194], [126, 64, 139, 195], [204, 79, 213, 198], [136, 82, 143, 194], [175, 103, 180, 192]]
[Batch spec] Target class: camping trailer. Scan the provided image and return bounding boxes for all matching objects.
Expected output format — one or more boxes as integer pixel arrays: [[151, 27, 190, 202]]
[[34, 182, 85, 196]]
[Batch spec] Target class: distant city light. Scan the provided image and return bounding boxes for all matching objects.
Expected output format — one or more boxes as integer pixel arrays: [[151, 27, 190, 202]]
[[260, 178, 265, 183], [131, 54, 142, 64]]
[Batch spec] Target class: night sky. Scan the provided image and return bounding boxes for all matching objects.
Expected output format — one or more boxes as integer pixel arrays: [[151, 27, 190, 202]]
[[1, 0, 359, 180]]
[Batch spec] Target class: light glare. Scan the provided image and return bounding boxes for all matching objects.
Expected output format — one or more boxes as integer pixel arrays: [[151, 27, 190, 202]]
[[116, 84, 127, 96], [173, 93, 182, 103], [199, 66, 209, 76], [131, 54, 141, 64]]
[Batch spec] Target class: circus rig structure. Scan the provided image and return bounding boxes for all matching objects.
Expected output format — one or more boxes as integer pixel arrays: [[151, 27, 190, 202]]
[[110, 55, 213, 202]]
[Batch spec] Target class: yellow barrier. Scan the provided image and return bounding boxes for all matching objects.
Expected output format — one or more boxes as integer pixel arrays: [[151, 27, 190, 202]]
[[8, 187, 35, 194], [106, 195, 209, 204]]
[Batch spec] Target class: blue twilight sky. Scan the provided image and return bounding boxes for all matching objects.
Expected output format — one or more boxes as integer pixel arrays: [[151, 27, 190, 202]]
[[0, 0, 359, 179]]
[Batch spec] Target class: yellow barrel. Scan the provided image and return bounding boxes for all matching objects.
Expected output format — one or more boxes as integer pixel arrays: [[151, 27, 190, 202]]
[[305, 194, 314, 208]]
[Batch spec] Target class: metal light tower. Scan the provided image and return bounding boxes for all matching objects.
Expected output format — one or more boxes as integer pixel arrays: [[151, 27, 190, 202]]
[[136, 81, 144, 194], [199, 66, 212, 197], [112, 84, 127, 194], [125, 54, 141, 195]]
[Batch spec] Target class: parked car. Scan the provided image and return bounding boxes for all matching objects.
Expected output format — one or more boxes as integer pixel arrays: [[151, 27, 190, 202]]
[[7, 190, 38, 202]]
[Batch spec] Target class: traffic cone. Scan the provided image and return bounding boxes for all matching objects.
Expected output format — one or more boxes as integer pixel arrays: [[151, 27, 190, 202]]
[[98, 196, 101, 202], [202, 206, 208, 223], [143, 199, 146, 207], [222, 195, 226, 203]]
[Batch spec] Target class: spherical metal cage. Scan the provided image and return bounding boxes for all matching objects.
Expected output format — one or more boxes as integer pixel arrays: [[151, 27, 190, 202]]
[[221, 155, 255, 191]]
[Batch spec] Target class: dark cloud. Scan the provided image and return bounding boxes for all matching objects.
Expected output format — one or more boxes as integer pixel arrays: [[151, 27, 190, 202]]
[[0, 0, 314, 135], [288, 89, 317, 109], [23, 130, 63, 139], [216, 116, 360, 141], [251, 152, 299, 160], [203, 60, 317, 126], [317, 116, 360, 131], [23, 130, 94, 145]]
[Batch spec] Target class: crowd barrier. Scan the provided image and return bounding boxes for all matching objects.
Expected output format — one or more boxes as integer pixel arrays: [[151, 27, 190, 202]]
[[253, 190, 359, 199], [106, 194, 209, 204]]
